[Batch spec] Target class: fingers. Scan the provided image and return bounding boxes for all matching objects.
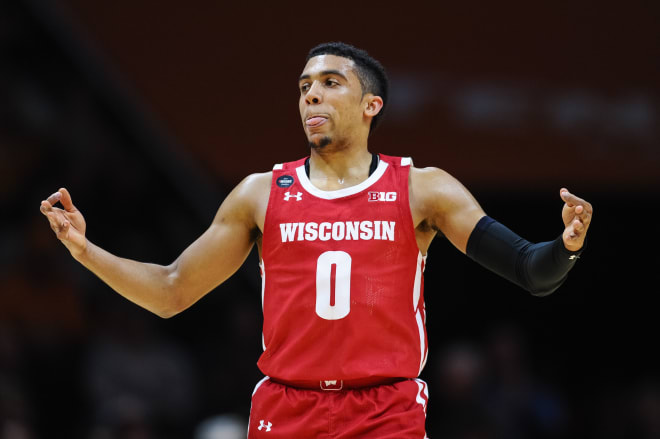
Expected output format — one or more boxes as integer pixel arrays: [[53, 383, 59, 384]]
[[560, 187, 593, 222], [563, 224, 584, 251], [560, 188, 580, 207], [40, 199, 51, 215], [40, 188, 84, 250], [58, 219, 71, 240], [46, 190, 62, 206], [40, 188, 77, 218], [40, 196, 69, 237], [40, 200, 61, 218], [43, 209, 63, 234], [40, 193, 59, 216], [41, 188, 75, 211], [560, 188, 592, 210], [569, 218, 586, 237], [560, 188, 592, 250], [58, 187, 76, 211], [42, 206, 62, 225]]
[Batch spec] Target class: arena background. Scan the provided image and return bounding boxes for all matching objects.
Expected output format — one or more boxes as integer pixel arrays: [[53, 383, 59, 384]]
[[1, 0, 658, 437]]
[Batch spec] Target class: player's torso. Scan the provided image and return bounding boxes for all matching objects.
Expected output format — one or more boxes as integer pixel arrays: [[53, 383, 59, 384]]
[[258, 154, 428, 382]]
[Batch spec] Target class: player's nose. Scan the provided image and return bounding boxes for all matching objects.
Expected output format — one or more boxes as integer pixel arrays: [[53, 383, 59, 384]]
[[305, 81, 323, 105]]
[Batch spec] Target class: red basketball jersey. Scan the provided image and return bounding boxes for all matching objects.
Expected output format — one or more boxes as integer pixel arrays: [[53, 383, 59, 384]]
[[258, 154, 428, 382]]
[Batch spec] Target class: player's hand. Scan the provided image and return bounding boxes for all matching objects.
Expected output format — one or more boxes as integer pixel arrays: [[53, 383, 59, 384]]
[[559, 188, 592, 252], [40, 188, 87, 258]]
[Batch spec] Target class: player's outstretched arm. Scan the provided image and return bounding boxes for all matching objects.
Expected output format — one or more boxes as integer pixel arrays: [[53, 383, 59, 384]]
[[40, 174, 269, 317], [463, 188, 592, 295], [412, 167, 592, 295]]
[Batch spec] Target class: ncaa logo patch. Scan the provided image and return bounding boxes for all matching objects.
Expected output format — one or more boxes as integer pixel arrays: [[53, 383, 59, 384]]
[[276, 175, 295, 188]]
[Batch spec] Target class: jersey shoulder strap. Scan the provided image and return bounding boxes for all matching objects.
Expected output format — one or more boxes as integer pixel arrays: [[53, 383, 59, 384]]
[[378, 154, 412, 168], [272, 157, 307, 172]]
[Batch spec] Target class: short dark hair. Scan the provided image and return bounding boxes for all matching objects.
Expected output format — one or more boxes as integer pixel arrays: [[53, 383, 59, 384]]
[[306, 42, 389, 133]]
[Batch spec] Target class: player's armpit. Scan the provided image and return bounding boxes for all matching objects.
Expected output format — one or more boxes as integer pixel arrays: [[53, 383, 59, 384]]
[[410, 166, 485, 254], [165, 172, 270, 314], [466, 216, 583, 296]]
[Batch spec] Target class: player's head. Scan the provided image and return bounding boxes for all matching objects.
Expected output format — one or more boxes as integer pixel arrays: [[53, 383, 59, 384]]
[[306, 42, 389, 132], [299, 42, 388, 150]]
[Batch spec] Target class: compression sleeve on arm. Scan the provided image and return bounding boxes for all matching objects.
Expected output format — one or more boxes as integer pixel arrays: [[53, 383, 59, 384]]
[[465, 216, 583, 296]]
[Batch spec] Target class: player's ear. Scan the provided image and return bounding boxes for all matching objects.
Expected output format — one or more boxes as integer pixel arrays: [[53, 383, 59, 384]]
[[364, 94, 383, 118]]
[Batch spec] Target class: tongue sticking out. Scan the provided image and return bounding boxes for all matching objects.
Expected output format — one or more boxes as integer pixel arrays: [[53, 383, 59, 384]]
[[306, 116, 327, 127]]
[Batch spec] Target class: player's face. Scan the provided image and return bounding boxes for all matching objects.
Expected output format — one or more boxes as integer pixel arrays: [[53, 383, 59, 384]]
[[298, 55, 367, 149]]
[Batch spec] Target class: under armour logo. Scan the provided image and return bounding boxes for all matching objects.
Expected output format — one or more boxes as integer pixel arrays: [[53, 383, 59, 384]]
[[258, 420, 272, 432], [569, 255, 580, 260], [284, 191, 302, 201]]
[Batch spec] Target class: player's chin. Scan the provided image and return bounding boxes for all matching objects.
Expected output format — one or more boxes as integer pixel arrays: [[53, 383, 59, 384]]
[[308, 133, 332, 149]]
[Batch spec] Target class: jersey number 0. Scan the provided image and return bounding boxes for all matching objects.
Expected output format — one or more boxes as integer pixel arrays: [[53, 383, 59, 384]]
[[315, 251, 352, 320]]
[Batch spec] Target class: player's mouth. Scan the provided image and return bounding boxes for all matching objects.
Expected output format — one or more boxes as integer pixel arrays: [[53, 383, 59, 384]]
[[305, 115, 328, 128]]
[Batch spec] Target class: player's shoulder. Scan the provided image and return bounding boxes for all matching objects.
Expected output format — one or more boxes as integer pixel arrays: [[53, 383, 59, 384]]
[[215, 171, 272, 225], [409, 164, 471, 209], [410, 165, 460, 189], [228, 171, 272, 205], [239, 171, 273, 189]]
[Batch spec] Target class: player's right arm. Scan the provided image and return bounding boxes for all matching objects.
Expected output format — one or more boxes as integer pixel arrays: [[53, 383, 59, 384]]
[[40, 173, 270, 318]]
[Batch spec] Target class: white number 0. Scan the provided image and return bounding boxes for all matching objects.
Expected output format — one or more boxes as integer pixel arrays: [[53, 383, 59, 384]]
[[315, 251, 352, 320]]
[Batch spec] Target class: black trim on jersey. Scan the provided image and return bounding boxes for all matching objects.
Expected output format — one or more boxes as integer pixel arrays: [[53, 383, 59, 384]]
[[305, 153, 379, 179], [466, 216, 583, 296]]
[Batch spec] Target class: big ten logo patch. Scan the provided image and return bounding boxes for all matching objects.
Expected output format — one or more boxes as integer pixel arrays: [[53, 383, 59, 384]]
[[368, 192, 397, 202]]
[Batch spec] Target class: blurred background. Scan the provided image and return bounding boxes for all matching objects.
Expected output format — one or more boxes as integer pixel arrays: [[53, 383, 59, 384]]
[[1, 0, 659, 438]]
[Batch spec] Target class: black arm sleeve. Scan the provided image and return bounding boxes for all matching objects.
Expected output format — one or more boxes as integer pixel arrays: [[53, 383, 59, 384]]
[[465, 216, 583, 296]]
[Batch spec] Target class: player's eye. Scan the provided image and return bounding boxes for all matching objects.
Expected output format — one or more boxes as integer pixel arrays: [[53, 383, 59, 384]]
[[300, 83, 310, 93], [325, 79, 338, 87]]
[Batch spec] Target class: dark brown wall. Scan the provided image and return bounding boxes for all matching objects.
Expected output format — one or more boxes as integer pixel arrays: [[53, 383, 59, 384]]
[[60, 1, 659, 189]]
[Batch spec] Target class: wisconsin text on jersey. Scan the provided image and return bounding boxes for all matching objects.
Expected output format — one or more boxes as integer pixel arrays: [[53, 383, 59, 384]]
[[279, 220, 396, 242]]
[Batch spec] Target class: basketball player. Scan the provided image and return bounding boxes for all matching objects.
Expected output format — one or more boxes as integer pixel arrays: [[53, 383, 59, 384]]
[[40, 42, 592, 437]]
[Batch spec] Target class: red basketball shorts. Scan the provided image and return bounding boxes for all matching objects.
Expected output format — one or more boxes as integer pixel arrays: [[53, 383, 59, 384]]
[[248, 377, 429, 438]]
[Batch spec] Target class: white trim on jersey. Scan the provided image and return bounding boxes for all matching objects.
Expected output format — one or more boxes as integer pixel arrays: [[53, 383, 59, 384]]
[[413, 252, 424, 311], [401, 157, 412, 166], [414, 378, 430, 438], [273, 163, 283, 170], [413, 251, 428, 375], [421, 302, 428, 371], [252, 376, 270, 396], [294, 160, 389, 200], [260, 260, 266, 352], [416, 309, 427, 375], [420, 341, 429, 374], [259, 260, 265, 311], [414, 378, 429, 415]]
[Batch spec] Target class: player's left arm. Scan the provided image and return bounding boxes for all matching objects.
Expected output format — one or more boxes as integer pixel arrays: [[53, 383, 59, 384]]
[[412, 167, 593, 296]]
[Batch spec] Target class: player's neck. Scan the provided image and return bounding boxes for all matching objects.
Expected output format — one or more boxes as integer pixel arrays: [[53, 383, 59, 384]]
[[308, 146, 374, 191]]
